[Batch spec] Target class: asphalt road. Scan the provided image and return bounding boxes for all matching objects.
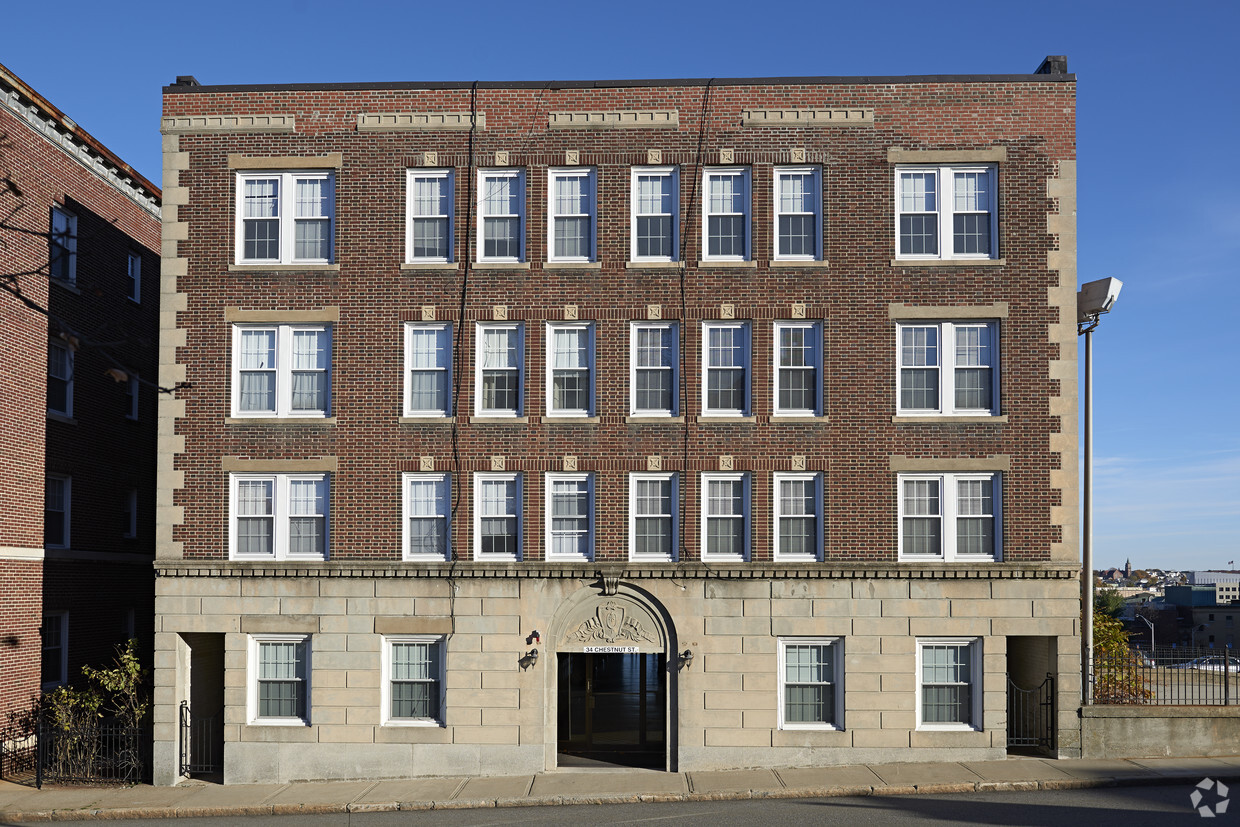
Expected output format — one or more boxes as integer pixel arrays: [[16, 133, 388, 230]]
[[6, 782, 1229, 826]]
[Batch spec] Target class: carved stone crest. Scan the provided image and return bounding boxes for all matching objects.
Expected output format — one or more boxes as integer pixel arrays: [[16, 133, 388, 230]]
[[568, 601, 655, 645]]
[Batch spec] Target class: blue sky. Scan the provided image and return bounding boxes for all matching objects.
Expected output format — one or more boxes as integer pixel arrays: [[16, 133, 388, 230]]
[[5, 0, 1236, 571]]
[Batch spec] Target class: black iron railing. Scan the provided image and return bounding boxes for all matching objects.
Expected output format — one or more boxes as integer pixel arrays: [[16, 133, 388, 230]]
[[1091, 645, 1237, 705], [0, 715, 148, 788], [179, 700, 223, 776], [1007, 673, 1055, 749]]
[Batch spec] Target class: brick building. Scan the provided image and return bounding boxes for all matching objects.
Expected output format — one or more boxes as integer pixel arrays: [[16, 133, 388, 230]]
[[155, 56, 1080, 784], [0, 62, 160, 719]]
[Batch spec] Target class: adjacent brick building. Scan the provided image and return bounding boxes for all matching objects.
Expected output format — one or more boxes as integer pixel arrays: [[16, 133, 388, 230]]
[[0, 62, 160, 720], [155, 56, 1080, 784]]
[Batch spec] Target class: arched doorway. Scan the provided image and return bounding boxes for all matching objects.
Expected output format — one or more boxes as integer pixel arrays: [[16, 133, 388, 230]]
[[548, 583, 676, 771]]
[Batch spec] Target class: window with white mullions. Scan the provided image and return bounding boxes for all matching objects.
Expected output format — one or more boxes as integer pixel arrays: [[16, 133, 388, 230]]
[[774, 321, 821, 416], [549, 168, 595, 262], [774, 473, 822, 561], [250, 635, 310, 724], [47, 339, 73, 416], [918, 639, 980, 729], [476, 324, 523, 416], [403, 473, 450, 560], [703, 167, 750, 260], [631, 167, 678, 261], [895, 165, 997, 260], [898, 472, 1001, 561], [955, 477, 996, 556], [703, 322, 750, 415], [896, 321, 998, 416], [546, 473, 593, 561], [237, 172, 334, 264], [44, 475, 70, 548], [50, 206, 77, 283], [475, 473, 521, 560], [779, 639, 840, 729], [231, 474, 329, 560], [630, 322, 678, 415], [232, 325, 331, 417], [702, 472, 749, 561], [386, 637, 444, 724], [404, 323, 452, 416], [406, 170, 454, 262], [952, 171, 992, 255], [774, 167, 821, 260], [629, 473, 677, 561], [478, 169, 524, 262], [547, 323, 594, 416]]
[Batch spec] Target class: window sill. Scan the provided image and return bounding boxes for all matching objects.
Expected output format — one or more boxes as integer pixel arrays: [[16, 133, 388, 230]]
[[381, 719, 445, 728], [769, 259, 829, 268], [247, 719, 311, 727], [699, 260, 758, 268], [545, 416, 600, 424], [50, 278, 80, 294], [771, 415, 828, 423], [401, 262, 458, 271], [890, 258, 1006, 268], [625, 261, 681, 269], [544, 261, 602, 270], [46, 411, 76, 425], [891, 415, 1007, 424], [698, 415, 757, 423], [229, 264, 340, 272], [470, 416, 529, 424], [399, 416, 455, 424], [626, 415, 685, 424], [225, 417, 337, 426], [471, 262, 530, 270]]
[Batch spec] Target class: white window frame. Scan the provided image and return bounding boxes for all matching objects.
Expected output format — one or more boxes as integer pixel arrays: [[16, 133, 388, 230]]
[[48, 339, 73, 417], [545, 322, 595, 417], [898, 472, 1002, 562], [916, 637, 982, 731], [629, 322, 679, 417], [701, 471, 750, 562], [248, 634, 311, 726], [630, 166, 679, 262], [45, 474, 70, 549], [545, 472, 594, 562], [702, 167, 751, 262], [701, 321, 751, 416], [50, 206, 77, 284], [773, 166, 822, 261], [125, 374, 139, 420], [473, 472, 522, 561], [403, 323, 452, 417], [235, 170, 335, 265], [476, 168, 525, 263], [474, 323, 524, 417], [773, 472, 823, 562], [548, 167, 596, 263], [778, 637, 842, 730], [41, 611, 69, 690], [402, 472, 451, 561], [230, 324, 331, 418], [896, 321, 999, 416], [406, 168, 454, 263], [895, 165, 998, 260], [126, 251, 141, 302], [629, 472, 678, 562], [229, 473, 330, 561], [122, 488, 138, 539], [381, 635, 446, 727], [773, 321, 822, 417]]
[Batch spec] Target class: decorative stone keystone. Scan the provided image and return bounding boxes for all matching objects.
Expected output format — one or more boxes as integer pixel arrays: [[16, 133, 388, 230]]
[[420, 456, 435, 471], [791, 455, 806, 471], [490, 456, 506, 471], [791, 303, 806, 319], [647, 456, 662, 471], [647, 304, 662, 320], [564, 304, 578, 320], [720, 303, 735, 319], [494, 151, 509, 165], [647, 149, 662, 164], [492, 305, 508, 320], [421, 305, 436, 321], [719, 455, 734, 470], [565, 149, 579, 165], [719, 148, 734, 163], [563, 455, 578, 471]]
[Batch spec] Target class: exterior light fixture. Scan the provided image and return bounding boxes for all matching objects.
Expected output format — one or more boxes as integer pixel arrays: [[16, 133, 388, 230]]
[[518, 648, 539, 671], [679, 649, 694, 670]]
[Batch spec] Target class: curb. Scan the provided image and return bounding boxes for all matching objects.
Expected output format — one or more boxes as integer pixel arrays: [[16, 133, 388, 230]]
[[5, 773, 1240, 822]]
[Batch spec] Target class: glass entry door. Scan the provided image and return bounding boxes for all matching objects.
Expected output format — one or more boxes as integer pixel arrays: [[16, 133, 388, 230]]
[[558, 652, 666, 768]]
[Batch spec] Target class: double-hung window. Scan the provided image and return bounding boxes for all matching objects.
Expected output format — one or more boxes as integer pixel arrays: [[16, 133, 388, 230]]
[[47, 339, 73, 417], [546, 472, 593, 561], [404, 323, 452, 417], [122, 488, 138, 539], [703, 167, 750, 261], [232, 325, 331, 417], [774, 321, 822, 416], [896, 165, 997, 260], [45, 475, 70, 548], [546, 322, 594, 416], [701, 472, 749, 561], [41, 612, 68, 689], [897, 321, 998, 416], [475, 323, 523, 416], [236, 171, 334, 264], [702, 322, 750, 416], [125, 375, 140, 420], [230, 473, 329, 560], [899, 472, 1001, 561], [630, 473, 678, 561], [250, 635, 310, 725], [631, 166, 678, 261], [548, 168, 596, 262], [918, 638, 981, 730], [406, 169, 454, 262], [403, 473, 450, 560], [773, 473, 822, 561], [630, 322, 678, 416], [477, 169, 524, 262], [50, 206, 77, 284], [127, 251, 141, 302], [774, 167, 822, 260], [779, 638, 841, 729], [383, 636, 444, 726], [474, 473, 521, 560]]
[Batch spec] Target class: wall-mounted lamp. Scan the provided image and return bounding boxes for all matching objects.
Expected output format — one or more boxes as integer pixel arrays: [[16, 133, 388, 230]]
[[519, 648, 539, 671], [678, 649, 694, 671], [527, 629, 541, 645]]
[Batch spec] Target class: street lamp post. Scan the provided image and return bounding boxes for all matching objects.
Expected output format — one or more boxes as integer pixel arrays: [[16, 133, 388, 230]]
[[1078, 277, 1123, 705]]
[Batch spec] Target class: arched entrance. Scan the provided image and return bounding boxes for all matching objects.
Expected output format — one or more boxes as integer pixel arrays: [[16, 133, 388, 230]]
[[548, 582, 676, 771]]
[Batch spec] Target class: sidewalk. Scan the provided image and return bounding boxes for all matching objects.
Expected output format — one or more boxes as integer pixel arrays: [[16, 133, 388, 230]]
[[3, 756, 1239, 822]]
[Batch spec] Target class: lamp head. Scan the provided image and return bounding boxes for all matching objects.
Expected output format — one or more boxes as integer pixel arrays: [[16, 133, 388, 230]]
[[1077, 277, 1123, 324]]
